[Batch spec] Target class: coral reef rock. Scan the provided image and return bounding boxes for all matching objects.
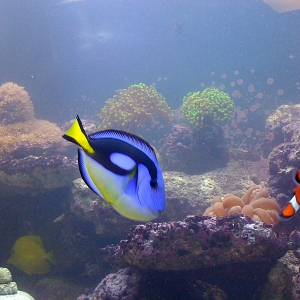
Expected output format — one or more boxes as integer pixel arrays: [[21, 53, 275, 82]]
[[265, 105, 300, 206], [0, 267, 35, 299], [90, 267, 141, 300], [261, 230, 300, 300], [262, 104, 300, 157], [0, 83, 78, 198], [34, 277, 84, 300], [99, 214, 288, 271], [68, 160, 260, 240], [0, 154, 77, 198], [159, 124, 230, 174]]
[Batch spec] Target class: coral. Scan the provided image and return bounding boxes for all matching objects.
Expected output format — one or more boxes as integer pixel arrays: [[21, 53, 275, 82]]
[[0, 119, 63, 157], [98, 83, 173, 132], [0, 82, 35, 125], [203, 186, 281, 225], [181, 88, 235, 129]]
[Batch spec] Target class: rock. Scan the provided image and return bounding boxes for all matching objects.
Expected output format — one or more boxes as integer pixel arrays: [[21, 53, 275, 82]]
[[0, 267, 34, 300], [0, 291, 35, 300], [91, 267, 141, 300], [0, 269, 12, 284], [99, 215, 288, 271], [0, 155, 78, 198], [261, 104, 300, 157], [69, 160, 261, 240], [260, 249, 300, 300], [0, 283, 17, 295], [34, 278, 84, 300], [159, 124, 230, 174]]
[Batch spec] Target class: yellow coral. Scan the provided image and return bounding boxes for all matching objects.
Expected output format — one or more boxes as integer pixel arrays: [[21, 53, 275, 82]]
[[0, 82, 35, 125], [203, 186, 280, 225], [0, 120, 63, 156]]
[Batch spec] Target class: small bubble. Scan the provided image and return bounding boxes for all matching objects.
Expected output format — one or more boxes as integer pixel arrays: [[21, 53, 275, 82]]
[[267, 78, 274, 85], [221, 74, 227, 79], [232, 90, 239, 97], [265, 109, 271, 115], [237, 79, 243, 85], [250, 69, 255, 73], [256, 92, 263, 99], [230, 81, 236, 87], [234, 70, 239, 75], [277, 89, 284, 95], [248, 85, 255, 92], [219, 84, 225, 90]]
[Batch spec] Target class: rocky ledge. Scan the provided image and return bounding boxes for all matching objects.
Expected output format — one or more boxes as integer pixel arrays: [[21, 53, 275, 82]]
[[99, 214, 288, 271]]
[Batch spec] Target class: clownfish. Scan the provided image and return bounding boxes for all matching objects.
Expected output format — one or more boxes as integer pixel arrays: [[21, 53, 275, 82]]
[[63, 116, 166, 221], [279, 169, 300, 220]]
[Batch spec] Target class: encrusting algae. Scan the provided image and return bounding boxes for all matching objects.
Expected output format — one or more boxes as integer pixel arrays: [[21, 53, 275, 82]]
[[203, 185, 281, 225]]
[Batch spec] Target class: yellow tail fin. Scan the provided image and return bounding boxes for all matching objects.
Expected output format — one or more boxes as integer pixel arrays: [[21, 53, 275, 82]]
[[63, 115, 94, 154], [47, 250, 56, 265]]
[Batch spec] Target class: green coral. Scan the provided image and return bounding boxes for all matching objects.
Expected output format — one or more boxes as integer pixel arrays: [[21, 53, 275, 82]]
[[181, 88, 235, 128], [98, 83, 173, 132]]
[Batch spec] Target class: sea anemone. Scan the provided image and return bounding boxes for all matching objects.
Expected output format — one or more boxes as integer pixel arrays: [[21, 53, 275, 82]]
[[203, 186, 280, 225]]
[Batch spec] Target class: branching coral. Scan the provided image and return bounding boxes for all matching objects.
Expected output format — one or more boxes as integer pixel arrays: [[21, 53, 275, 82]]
[[98, 83, 173, 132], [181, 88, 235, 129], [0, 82, 35, 125], [203, 186, 280, 225]]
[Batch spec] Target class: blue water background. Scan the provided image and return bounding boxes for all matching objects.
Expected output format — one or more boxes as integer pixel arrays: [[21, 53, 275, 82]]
[[0, 0, 299, 123]]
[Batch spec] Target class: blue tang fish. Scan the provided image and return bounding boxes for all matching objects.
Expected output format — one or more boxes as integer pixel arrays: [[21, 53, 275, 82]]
[[63, 116, 166, 221]]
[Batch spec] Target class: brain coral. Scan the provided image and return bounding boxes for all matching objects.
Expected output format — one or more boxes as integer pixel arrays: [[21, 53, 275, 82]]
[[203, 186, 280, 225], [0, 82, 35, 125], [181, 88, 235, 129], [98, 83, 173, 132]]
